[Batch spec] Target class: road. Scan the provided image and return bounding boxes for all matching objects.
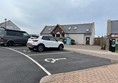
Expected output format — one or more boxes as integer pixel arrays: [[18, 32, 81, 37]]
[[0, 46, 115, 83], [0, 47, 47, 83]]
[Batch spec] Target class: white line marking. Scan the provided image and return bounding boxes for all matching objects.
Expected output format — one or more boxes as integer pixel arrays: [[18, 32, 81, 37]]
[[5, 47, 51, 76], [29, 52, 73, 56], [10, 47, 27, 50]]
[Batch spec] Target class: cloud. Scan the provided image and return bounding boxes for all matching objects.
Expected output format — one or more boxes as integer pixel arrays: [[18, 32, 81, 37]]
[[69, 0, 95, 8], [0, 0, 118, 35], [0, 0, 27, 20]]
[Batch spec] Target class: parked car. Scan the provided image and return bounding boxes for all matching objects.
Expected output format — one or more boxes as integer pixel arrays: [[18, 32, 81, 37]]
[[27, 36, 64, 52], [0, 28, 30, 46]]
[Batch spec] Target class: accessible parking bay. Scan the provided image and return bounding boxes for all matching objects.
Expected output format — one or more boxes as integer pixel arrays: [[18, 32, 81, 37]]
[[9, 46, 114, 74]]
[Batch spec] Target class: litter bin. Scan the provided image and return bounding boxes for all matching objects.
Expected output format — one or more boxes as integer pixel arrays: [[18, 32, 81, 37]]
[[66, 37, 71, 45], [109, 39, 116, 52]]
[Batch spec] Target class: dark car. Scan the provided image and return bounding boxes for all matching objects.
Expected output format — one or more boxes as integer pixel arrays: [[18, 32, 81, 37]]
[[0, 28, 30, 46]]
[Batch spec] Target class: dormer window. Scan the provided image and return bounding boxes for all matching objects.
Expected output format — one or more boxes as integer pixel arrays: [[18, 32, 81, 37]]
[[68, 27, 71, 30], [86, 29, 90, 32], [48, 28, 51, 30], [74, 27, 77, 29]]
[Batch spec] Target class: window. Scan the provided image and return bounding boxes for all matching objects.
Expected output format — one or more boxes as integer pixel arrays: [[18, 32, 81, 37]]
[[42, 36, 50, 40], [56, 34, 60, 37], [7, 30, 16, 36], [68, 27, 71, 30], [74, 27, 77, 29], [6, 30, 24, 37], [30, 34, 39, 38], [48, 28, 51, 30], [49, 37, 57, 41], [23, 32, 29, 37], [16, 32, 23, 37], [86, 29, 90, 32]]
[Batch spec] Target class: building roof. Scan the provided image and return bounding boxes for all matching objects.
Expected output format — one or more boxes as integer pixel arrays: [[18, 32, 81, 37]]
[[40, 25, 55, 34], [111, 20, 118, 34], [0, 20, 20, 31], [41, 23, 94, 34]]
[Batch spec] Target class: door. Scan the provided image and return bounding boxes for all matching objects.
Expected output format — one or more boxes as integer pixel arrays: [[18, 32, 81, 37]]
[[86, 37, 90, 45], [49, 37, 59, 47], [42, 36, 59, 48], [22, 32, 30, 44]]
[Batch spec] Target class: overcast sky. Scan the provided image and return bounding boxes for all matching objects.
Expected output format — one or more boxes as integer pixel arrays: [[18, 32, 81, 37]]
[[0, 0, 118, 36]]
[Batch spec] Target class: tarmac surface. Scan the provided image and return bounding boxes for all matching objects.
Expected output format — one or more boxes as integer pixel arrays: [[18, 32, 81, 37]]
[[0, 46, 116, 83], [0, 47, 47, 83], [40, 45, 118, 83]]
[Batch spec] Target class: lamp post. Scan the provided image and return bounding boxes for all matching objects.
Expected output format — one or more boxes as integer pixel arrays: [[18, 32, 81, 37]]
[[5, 18, 7, 28]]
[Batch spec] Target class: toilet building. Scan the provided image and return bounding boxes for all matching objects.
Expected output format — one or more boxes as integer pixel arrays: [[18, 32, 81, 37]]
[[40, 23, 95, 45]]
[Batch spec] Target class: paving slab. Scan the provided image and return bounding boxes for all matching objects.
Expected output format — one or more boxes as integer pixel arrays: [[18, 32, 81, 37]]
[[40, 63, 118, 83]]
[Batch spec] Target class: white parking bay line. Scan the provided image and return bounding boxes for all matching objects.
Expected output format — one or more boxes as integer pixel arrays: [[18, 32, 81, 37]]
[[5, 47, 51, 76], [28, 52, 73, 56], [7, 47, 27, 50]]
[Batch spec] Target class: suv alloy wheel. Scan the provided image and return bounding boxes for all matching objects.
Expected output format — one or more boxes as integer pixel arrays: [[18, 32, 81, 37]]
[[58, 44, 64, 51], [37, 45, 44, 52]]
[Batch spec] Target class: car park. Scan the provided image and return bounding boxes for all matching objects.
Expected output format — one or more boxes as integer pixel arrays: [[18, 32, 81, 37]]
[[0, 28, 30, 46], [2, 46, 114, 83], [27, 36, 64, 52]]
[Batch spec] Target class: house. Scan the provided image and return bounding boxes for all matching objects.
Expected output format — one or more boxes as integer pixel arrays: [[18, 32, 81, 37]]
[[106, 20, 118, 52], [41, 22, 95, 45], [0, 20, 20, 31]]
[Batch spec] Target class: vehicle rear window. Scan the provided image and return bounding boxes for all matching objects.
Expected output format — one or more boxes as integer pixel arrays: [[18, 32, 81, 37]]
[[30, 35, 39, 38]]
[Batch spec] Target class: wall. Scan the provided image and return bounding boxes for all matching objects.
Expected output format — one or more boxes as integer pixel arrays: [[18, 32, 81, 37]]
[[107, 20, 111, 35], [65, 33, 94, 45], [66, 34, 84, 44]]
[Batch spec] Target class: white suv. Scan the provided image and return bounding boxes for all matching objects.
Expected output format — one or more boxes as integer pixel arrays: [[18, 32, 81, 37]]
[[27, 36, 64, 52]]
